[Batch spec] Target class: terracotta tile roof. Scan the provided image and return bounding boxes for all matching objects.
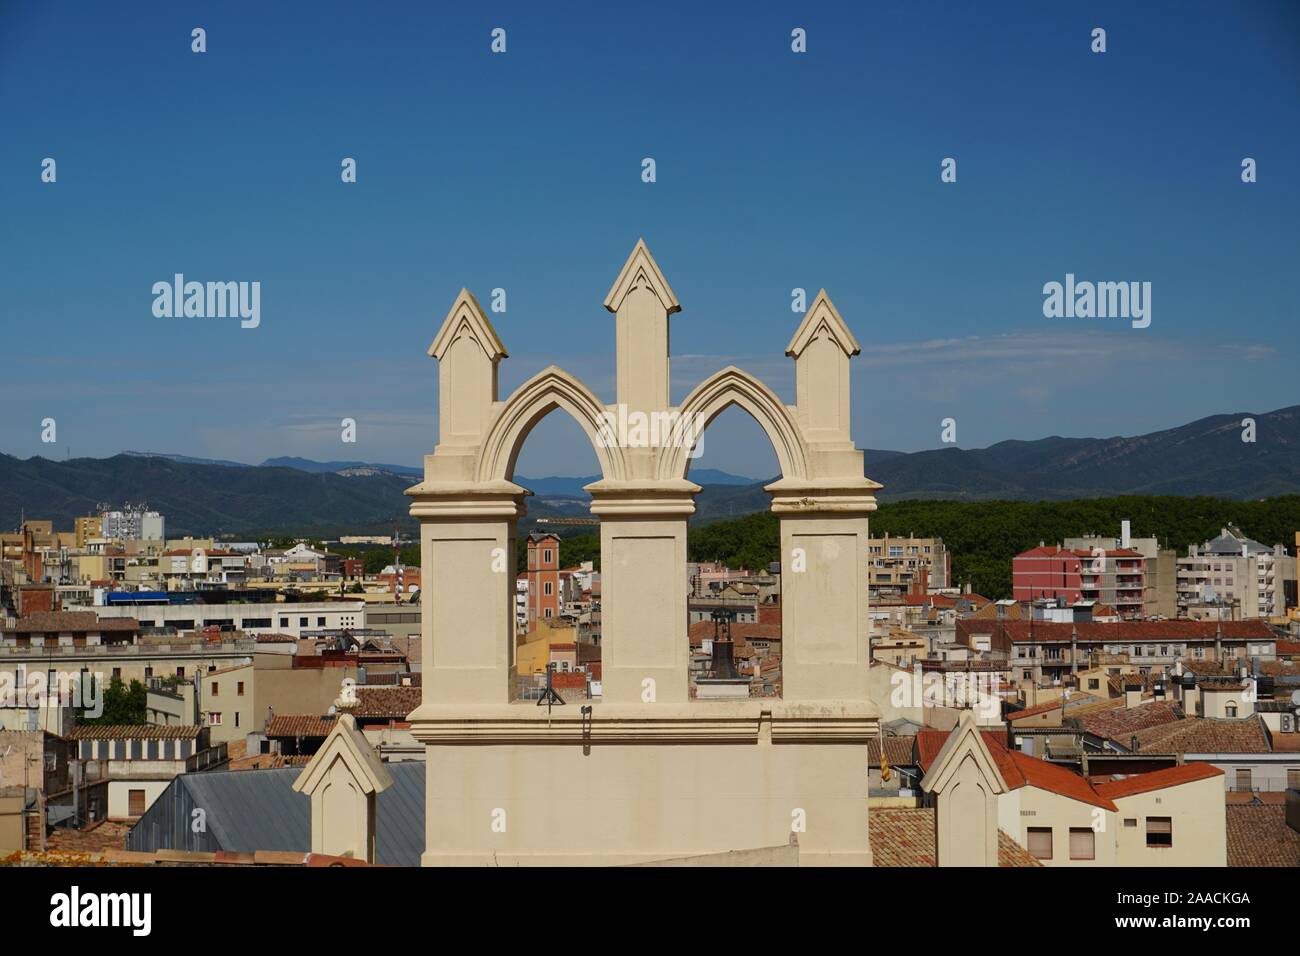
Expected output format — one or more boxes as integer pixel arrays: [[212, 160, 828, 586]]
[[68, 724, 201, 740], [1226, 803, 1300, 867], [265, 714, 337, 738], [1268, 733, 1300, 752], [1093, 763, 1223, 800], [1183, 659, 1300, 677], [970, 602, 1025, 621], [44, 820, 132, 853], [354, 686, 420, 719], [229, 751, 287, 771], [917, 725, 1120, 810], [1275, 639, 1300, 657], [1004, 750, 1117, 810], [1130, 715, 1273, 754], [1008, 699, 1063, 721], [869, 807, 1041, 867], [916, 728, 1013, 776], [254, 633, 297, 643], [867, 735, 917, 768], [4, 611, 139, 633], [1225, 790, 1287, 805], [1072, 701, 1183, 740]]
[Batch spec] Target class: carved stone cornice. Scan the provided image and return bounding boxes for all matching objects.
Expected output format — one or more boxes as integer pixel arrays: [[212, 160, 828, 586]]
[[408, 701, 879, 745], [405, 479, 528, 520]]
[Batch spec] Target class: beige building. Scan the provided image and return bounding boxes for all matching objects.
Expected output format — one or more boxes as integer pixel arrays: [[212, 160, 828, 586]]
[[917, 720, 1227, 866], [201, 662, 255, 743], [867, 534, 949, 597]]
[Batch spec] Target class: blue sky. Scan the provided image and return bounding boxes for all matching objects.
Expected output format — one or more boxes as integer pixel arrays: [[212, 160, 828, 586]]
[[1, 0, 1297, 479]]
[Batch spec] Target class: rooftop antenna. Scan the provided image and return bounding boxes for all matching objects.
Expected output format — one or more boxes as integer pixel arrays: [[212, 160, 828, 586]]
[[391, 517, 405, 596]]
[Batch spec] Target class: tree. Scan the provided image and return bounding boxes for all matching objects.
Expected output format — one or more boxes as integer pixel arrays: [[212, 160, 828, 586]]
[[80, 675, 147, 725]]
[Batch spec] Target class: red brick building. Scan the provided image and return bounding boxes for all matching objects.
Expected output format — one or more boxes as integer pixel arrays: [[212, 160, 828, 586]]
[[1013, 545, 1146, 617]]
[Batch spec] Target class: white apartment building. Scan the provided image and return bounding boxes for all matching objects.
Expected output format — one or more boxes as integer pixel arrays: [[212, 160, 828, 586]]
[[83, 600, 366, 637], [1176, 526, 1296, 619], [100, 505, 165, 541]]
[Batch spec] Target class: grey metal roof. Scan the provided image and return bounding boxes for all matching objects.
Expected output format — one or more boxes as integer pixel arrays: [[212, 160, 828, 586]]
[[137, 762, 425, 866], [1203, 528, 1269, 555]]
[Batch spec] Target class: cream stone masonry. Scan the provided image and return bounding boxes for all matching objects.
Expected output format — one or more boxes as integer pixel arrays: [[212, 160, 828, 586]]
[[920, 711, 1007, 866], [292, 707, 393, 863], [406, 239, 883, 865]]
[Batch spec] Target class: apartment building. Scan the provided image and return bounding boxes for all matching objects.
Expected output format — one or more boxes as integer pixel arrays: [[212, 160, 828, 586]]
[[958, 618, 1278, 688], [1064, 520, 1177, 618], [87, 598, 365, 637], [99, 505, 165, 542], [1013, 545, 1147, 618], [1176, 525, 1297, 619], [866, 534, 949, 598]]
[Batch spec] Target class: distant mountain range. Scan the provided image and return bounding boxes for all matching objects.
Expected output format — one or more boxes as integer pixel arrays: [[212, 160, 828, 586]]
[[690, 405, 1300, 520], [5, 406, 1296, 535]]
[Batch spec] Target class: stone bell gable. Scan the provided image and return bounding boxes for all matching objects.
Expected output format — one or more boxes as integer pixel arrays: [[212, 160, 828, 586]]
[[405, 238, 884, 865]]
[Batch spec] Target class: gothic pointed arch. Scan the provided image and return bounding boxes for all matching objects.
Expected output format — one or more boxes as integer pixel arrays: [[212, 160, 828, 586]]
[[660, 366, 809, 483], [475, 366, 625, 484]]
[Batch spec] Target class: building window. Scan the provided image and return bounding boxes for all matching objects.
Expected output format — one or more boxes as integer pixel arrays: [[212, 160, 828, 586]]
[[317, 617, 326, 626], [1069, 828, 1095, 861], [1287, 769, 1300, 790], [235, 713, 240, 728], [280, 617, 289, 628], [1235, 768, 1252, 791], [1226, 702, 1238, 718], [1027, 828, 1053, 860], [209, 712, 222, 726], [237, 681, 245, 697], [176, 667, 185, 678], [211, 682, 219, 696], [543, 549, 553, 563], [128, 789, 146, 816], [1146, 817, 1173, 847], [1123, 818, 1137, 828], [1088, 679, 1100, 690], [544, 582, 553, 596], [299, 617, 308, 627]]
